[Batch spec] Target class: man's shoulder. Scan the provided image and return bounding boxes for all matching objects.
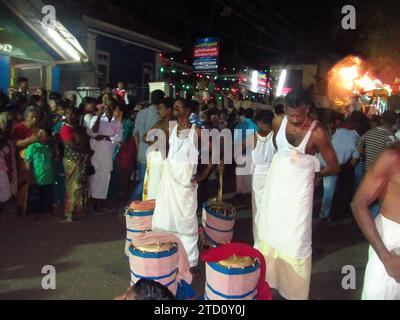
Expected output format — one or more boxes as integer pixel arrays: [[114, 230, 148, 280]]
[[381, 143, 400, 163]]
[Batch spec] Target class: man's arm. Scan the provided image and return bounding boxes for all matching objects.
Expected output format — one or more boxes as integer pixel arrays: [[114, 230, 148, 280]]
[[358, 136, 366, 157], [351, 149, 400, 282], [133, 111, 144, 156], [313, 126, 340, 177], [91, 112, 103, 134], [191, 127, 215, 184], [272, 116, 284, 150]]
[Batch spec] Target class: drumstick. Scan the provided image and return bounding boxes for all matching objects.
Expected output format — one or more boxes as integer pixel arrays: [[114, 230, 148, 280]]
[[217, 160, 224, 203]]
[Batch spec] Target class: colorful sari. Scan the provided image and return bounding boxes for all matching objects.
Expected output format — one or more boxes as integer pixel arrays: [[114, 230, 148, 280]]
[[60, 124, 89, 221]]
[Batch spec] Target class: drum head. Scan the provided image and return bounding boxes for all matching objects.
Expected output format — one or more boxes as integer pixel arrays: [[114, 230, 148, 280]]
[[133, 242, 176, 253], [217, 255, 256, 268], [207, 201, 236, 217]]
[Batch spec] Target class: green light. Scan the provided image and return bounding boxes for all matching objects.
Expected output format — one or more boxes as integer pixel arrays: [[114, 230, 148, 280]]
[[172, 70, 176, 74], [160, 67, 165, 73]]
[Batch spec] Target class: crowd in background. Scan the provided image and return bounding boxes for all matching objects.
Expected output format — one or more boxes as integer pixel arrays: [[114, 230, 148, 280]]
[[1, 76, 400, 225]]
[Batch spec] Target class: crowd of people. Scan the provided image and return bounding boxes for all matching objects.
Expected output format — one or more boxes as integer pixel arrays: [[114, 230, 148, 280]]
[[1, 76, 400, 300]]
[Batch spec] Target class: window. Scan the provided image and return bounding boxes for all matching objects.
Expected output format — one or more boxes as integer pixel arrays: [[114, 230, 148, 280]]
[[96, 50, 110, 88]]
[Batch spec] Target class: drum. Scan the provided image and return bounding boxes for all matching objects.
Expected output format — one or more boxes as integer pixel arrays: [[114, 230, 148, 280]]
[[125, 200, 156, 244], [129, 242, 178, 295], [202, 201, 236, 246], [205, 255, 260, 300]]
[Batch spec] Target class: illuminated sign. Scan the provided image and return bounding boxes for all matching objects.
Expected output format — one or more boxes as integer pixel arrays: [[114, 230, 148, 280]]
[[0, 43, 13, 53], [240, 69, 267, 94], [193, 37, 219, 74]]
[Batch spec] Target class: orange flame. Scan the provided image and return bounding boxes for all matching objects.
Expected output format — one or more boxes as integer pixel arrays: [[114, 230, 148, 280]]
[[327, 56, 391, 108]]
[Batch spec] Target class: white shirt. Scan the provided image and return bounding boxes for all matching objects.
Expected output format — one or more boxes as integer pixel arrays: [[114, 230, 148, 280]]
[[89, 114, 122, 146]]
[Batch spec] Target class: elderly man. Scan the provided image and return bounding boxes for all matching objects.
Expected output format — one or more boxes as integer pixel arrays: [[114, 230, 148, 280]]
[[352, 142, 400, 299], [255, 89, 340, 300], [89, 101, 121, 212], [13, 106, 39, 216]]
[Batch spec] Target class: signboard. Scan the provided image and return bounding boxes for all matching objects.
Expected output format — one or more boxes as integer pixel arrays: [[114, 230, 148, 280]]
[[239, 69, 267, 94], [193, 37, 219, 74]]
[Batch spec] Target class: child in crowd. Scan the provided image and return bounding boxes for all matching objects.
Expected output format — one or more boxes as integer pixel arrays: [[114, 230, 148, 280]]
[[25, 128, 54, 215], [52, 100, 67, 209]]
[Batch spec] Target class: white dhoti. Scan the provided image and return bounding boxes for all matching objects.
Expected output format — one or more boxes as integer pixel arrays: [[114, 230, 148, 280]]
[[152, 124, 199, 267], [235, 167, 252, 194], [251, 174, 267, 243], [89, 139, 114, 199], [362, 214, 400, 300], [255, 151, 320, 300], [143, 151, 165, 201]]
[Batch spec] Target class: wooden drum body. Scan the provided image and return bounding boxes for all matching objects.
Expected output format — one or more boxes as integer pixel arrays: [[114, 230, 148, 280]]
[[125, 200, 155, 244], [202, 201, 236, 246], [205, 255, 260, 300], [129, 242, 178, 295]]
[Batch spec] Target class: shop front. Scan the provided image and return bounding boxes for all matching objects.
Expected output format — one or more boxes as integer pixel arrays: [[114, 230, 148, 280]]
[[0, 0, 88, 95]]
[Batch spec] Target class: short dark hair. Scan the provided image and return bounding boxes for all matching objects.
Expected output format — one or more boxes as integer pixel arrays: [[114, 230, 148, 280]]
[[274, 104, 284, 115], [151, 90, 165, 105], [190, 100, 200, 114], [65, 106, 80, 118], [49, 92, 62, 101], [38, 126, 52, 137], [29, 95, 42, 106], [255, 110, 274, 125], [244, 108, 254, 119], [381, 110, 399, 126], [162, 97, 175, 110], [176, 98, 191, 111], [17, 77, 28, 84], [56, 99, 67, 109], [285, 89, 313, 108], [132, 279, 175, 300]]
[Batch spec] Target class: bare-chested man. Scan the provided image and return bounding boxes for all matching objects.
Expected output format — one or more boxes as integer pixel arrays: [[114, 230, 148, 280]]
[[352, 142, 400, 300], [255, 89, 340, 300]]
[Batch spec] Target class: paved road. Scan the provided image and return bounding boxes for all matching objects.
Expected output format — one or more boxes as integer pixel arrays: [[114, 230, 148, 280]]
[[0, 172, 369, 300]]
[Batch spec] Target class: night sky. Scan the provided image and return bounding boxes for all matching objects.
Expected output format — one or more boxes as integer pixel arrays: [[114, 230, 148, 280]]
[[51, 0, 399, 71]]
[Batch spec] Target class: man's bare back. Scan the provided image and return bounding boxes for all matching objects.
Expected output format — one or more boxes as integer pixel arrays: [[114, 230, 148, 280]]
[[375, 142, 400, 224], [352, 141, 400, 286]]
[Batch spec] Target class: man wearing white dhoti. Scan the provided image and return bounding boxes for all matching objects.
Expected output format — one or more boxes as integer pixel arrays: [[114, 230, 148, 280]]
[[250, 110, 275, 244], [255, 89, 339, 300], [352, 142, 400, 300], [142, 97, 174, 201], [152, 98, 214, 274], [89, 103, 121, 211]]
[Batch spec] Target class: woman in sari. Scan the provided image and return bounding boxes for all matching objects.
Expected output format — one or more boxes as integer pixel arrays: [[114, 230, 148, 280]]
[[60, 107, 93, 221]]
